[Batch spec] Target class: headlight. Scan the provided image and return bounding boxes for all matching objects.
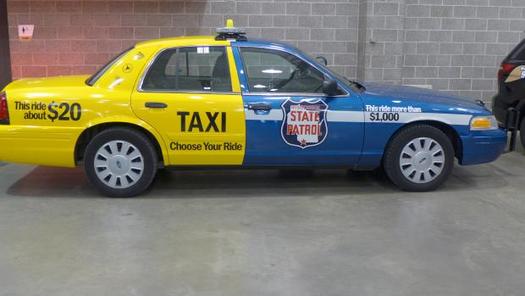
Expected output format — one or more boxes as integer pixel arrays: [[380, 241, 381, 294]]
[[470, 115, 498, 131]]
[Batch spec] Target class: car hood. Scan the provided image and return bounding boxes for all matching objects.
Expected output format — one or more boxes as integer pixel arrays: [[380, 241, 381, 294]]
[[361, 82, 488, 114], [4, 75, 91, 91]]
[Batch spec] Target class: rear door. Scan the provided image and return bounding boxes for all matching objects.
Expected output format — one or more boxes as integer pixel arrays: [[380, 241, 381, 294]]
[[233, 45, 365, 167], [131, 45, 246, 166]]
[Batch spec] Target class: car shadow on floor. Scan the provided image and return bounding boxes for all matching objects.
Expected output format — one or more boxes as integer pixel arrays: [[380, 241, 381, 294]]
[[5, 166, 395, 198], [4, 160, 514, 199]]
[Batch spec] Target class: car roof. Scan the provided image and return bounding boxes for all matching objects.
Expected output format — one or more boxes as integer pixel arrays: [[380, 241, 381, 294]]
[[135, 35, 221, 48], [234, 38, 294, 48], [134, 35, 297, 51]]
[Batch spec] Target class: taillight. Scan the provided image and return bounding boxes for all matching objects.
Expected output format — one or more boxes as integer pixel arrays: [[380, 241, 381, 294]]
[[0, 92, 9, 124], [498, 63, 516, 82]]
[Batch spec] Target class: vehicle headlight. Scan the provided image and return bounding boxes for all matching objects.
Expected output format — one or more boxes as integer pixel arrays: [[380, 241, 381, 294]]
[[470, 115, 498, 131]]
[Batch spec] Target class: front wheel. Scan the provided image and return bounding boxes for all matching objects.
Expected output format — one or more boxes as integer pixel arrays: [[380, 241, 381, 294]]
[[84, 128, 158, 197], [383, 125, 455, 192]]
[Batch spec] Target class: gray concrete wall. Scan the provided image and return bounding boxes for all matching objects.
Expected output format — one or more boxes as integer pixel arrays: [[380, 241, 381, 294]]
[[7, 0, 525, 101], [155, 1, 362, 79], [210, 0, 525, 101], [6, 0, 360, 82], [219, 0, 361, 80], [364, 0, 525, 100]]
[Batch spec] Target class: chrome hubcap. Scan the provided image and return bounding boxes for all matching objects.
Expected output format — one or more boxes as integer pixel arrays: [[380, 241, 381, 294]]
[[94, 140, 144, 189], [400, 137, 445, 184]]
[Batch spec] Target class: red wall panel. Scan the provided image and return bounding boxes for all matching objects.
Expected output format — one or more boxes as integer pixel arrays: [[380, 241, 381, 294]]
[[6, 0, 196, 79]]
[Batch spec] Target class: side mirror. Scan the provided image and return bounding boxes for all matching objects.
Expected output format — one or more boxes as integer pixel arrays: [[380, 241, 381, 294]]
[[322, 79, 339, 97], [316, 56, 328, 66]]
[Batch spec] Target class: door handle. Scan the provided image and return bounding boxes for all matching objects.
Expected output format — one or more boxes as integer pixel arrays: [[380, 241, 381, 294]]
[[246, 103, 272, 112], [145, 102, 168, 109]]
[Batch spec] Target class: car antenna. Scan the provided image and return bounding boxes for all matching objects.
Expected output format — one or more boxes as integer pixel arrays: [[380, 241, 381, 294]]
[[215, 19, 247, 41]]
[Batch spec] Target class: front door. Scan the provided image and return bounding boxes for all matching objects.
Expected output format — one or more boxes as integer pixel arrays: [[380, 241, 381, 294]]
[[131, 46, 246, 166], [235, 46, 364, 166]]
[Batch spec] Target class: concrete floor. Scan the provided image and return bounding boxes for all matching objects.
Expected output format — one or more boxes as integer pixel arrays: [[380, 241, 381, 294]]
[[1, 149, 525, 296]]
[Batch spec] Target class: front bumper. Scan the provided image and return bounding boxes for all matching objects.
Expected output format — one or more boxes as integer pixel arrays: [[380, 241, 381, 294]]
[[460, 129, 507, 165]]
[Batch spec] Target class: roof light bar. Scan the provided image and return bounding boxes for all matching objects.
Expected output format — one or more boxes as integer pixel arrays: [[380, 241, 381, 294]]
[[216, 19, 247, 41]]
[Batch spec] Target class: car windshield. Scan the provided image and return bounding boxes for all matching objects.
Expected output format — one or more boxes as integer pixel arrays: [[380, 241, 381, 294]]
[[86, 47, 133, 86]]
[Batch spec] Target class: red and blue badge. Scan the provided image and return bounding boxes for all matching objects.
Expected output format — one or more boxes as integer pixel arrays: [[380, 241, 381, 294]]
[[281, 98, 328, 149]]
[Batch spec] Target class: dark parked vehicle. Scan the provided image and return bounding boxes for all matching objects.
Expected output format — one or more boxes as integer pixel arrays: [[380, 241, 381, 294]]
[[493, 39, 525, 147]]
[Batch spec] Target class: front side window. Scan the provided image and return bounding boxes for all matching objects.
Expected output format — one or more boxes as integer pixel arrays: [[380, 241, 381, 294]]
[[240, 47, 326, 93], [142, 46, 232, 92]]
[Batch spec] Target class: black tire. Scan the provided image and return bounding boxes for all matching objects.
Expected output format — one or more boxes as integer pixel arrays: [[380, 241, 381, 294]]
[[84, 127, 158, 197], [520, 118, 525, 147], [383, 125, 454, 192]]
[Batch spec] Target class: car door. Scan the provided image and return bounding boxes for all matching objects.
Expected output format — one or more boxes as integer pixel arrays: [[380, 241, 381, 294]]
[[131, 45, 246, 166], [233, 45, 365, 166]]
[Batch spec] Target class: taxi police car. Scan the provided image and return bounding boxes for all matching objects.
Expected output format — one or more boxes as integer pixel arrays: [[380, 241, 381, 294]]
[[0, 21, 507, 197]]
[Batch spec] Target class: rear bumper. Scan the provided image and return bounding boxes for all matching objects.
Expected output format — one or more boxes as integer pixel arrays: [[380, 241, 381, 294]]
[[0, 125, 79, 167], [459, 129, 507, 165]]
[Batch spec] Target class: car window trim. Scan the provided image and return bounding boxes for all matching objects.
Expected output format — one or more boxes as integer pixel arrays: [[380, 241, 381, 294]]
[[137, 45, 239, 94], [136, 89, 240, 95], [242, 92, 337, 97], [237, 46, 349, 98]]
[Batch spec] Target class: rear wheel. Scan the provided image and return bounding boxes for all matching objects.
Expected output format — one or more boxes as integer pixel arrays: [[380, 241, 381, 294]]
[[84, 128, 158, 197], [383, 125, 454, 192]]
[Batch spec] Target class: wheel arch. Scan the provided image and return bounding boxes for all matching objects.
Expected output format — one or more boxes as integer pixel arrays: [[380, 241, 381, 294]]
[[386, 120, 463, 160], [74, 119, 168, 167]]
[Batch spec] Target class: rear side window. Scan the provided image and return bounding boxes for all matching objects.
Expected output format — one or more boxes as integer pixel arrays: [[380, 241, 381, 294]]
[[141, 46, 232, 92], [507, 39, 525, 60]]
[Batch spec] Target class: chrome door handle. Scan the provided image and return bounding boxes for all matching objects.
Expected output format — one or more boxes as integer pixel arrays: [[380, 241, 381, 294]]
[[246, 103, 271, 111]]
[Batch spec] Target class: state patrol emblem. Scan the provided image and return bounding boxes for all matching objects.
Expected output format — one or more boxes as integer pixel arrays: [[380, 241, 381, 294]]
[[281, 98, 328, 149]]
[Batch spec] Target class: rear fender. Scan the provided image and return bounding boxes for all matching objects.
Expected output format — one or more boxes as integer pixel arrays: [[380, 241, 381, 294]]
[[76, 116, 169, 165]]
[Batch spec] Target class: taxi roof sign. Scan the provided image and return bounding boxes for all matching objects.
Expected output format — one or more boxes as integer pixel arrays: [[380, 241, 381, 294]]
[[216, 19, 247, 41]]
